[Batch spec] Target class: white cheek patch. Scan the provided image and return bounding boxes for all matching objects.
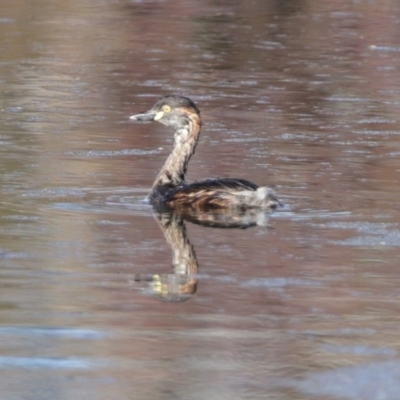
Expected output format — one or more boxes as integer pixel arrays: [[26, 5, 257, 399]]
[[154, 111, 164, 121]]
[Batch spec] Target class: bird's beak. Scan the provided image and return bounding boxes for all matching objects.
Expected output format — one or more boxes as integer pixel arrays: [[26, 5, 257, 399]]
[[129, 109, 158, 122]]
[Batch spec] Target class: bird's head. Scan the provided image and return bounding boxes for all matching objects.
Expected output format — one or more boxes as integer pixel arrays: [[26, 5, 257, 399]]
[[130, 95, 200, 131]]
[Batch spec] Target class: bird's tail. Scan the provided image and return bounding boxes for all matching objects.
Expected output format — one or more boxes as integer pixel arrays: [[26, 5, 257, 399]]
[[255, 186, 282, 209]]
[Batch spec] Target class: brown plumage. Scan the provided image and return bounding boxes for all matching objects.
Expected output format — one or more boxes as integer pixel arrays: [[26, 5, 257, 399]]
[[130, 95, 280, 211]]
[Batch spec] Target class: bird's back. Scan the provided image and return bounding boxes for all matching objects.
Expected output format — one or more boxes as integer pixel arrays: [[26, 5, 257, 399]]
[[150, 178, 280, 211]]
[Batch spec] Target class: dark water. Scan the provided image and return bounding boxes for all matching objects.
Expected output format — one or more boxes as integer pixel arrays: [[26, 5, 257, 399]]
[[1, 1, 400, 399]]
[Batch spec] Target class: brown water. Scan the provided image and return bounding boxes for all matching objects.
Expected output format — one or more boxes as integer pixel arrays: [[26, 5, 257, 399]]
[[1, 1, 400, 399]]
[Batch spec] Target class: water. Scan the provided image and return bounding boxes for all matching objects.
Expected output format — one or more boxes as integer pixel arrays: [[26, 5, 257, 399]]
[[1, 1, 400, 399]]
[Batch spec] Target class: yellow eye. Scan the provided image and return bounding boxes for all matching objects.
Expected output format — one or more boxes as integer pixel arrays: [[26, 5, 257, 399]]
[[154, 104, 172, 120]]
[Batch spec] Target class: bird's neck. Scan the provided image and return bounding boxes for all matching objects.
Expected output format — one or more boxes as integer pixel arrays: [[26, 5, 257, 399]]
[[151, 115, 202, 190]]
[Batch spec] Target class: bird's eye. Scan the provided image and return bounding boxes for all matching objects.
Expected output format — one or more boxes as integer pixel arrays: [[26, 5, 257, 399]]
[[162, 105, 171, 113]]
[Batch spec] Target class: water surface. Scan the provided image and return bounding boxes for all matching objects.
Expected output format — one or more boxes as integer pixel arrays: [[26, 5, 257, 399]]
[[1, 1, 400, 399]]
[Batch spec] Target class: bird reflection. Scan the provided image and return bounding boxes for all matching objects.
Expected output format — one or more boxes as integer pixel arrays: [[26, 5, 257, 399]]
[[134, 211, 198, 302], [133, 208, 273, 302]]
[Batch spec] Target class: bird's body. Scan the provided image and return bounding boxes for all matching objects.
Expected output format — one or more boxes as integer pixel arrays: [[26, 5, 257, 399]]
[[149, 178, 277, 210], [130, 95, 280, 211]]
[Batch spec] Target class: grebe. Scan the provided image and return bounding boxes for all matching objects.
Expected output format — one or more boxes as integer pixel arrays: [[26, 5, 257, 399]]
[[130, 95, 280, 211]]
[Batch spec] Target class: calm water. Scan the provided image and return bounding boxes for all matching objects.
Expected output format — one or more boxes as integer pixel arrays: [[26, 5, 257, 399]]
[[1, 1, 400, 399]]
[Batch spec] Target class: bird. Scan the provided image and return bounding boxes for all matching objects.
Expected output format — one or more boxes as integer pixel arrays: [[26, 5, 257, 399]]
[[129, 95, 280, 211]]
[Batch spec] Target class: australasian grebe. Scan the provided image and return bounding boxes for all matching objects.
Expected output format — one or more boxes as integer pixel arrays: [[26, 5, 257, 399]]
[[130, 95, 280, 210]]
